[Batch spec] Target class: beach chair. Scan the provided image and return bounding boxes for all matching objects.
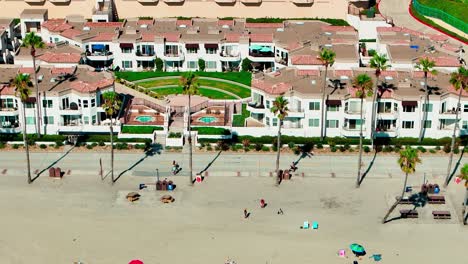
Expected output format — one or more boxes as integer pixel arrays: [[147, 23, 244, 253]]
[[302, 221, 309, 229], [370, 254, 382, 261], [338, 249, 346, 257], [312, 221, 318, 229]]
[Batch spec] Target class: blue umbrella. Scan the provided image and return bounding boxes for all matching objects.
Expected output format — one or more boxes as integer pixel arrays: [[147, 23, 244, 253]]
[[350, 243, 365, 254]]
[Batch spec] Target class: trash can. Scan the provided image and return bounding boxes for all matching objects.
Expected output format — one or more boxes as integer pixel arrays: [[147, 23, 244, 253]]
[[49, 167, 56, 177], [55, 167, 62, 178]]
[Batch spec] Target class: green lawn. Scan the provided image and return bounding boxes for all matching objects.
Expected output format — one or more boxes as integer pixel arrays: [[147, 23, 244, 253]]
[[121, 125, 163, 134], [418, 0, 468, 23], [232, 104, 251, 127], [116, 71, 252, 86], [139, 78, 251, 98], [151, 87, 237, 100]]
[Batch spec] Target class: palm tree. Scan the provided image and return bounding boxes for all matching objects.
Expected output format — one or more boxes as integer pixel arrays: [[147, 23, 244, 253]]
[[369, 53, 390, 146], [180, 72, 200, 185], [352, 74, 373, 188], [382, 147, 421, 223], [271, 96, 289, 185], [318, 48, 336, 141], [445, 67, 468, 187], [22, 32, 45, 136], [415, 58, 437, 142], [457, 164, 468, 225], [102, 91, 121, 185], [12, 73, 33, 184]]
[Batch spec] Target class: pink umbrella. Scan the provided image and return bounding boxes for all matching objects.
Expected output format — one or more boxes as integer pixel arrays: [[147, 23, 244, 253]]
[[129, 260, 143, 264]]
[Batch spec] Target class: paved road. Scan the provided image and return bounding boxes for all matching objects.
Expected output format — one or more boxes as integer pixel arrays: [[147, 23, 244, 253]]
[[2, 149, 466, 183]]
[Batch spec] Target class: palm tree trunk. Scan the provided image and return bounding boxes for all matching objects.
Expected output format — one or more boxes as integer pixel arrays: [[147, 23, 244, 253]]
[[21, 103, 32, 184], [418, 73, 429, 142], [275, 122, 282, 186], [382, 172, 409, 223], [320, 65, 328, 141], [110, 121, 114, 184], [370, 75, 379, 148], [32, 48, 41, 136], [188, 94, 193, 185], [444, 87, 463, 187], [357, 97, 364, 188]]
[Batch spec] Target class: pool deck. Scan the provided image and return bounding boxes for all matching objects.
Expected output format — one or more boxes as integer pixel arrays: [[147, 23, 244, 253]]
[[191, 106, 227, 126], [125, 105, 164, 126]]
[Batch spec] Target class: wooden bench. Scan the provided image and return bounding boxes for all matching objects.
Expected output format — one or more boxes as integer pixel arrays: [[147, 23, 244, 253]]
[[400, 209, 419, 218], [432, 210, 451, 219], [398, 197, 412, 204], [428, 195, 445, 204]]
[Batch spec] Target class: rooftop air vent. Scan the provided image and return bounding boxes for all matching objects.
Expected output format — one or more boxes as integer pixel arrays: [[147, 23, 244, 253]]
[[83, 26, 90, 31], [385, 76, 393, 81], [325, 32, 332, 36], [311, 80, 316, 85], [295, 22, 304, 25], [222, 25, 229, 29], [276, 28, 284, 32], [340, 76, 349, 80], [50, 78, 56, 83], [179, 24, 187, 28], [324, 44, 332, 48], [140, 24, 148, 29], [420, 81, 425, 87]]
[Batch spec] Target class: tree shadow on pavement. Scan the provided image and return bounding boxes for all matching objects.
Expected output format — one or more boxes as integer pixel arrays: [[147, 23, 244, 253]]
[[358, 150, 378, 186], [31, 145, 75, 182], [114, 144, 161, 183], [293, 142, 314, 166], [198, 150, 222, 175], [446, 147, 465, 185]]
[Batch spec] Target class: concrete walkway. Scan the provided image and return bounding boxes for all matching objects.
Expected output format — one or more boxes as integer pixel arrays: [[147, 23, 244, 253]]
[[115, 83, 167, 107], [378, 0, 466, 45]]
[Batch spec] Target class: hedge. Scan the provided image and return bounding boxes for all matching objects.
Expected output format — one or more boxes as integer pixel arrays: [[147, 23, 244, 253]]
[[0, 133, 150, 143], [192, 127, 231, 135], [121, 125, 164, 134], [245, 17, 349, 26]]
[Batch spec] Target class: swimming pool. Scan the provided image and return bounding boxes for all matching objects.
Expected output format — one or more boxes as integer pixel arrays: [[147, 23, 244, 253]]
[[135, 115, 155, 123], [198, 116, 217, 123]]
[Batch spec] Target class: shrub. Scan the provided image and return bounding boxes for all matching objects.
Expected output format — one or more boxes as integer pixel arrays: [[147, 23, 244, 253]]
[[255, 143, 263, 151], [363, 146, 371, 153], [316, 143, 323, 149], [443, 144, 451, 153], [98, 141, 105, 147], [383, 146, 394, 152], [155, 57, 164, 71], [261, 146, 270, 152], [168, 132, 182, 138], [331, 146, 337, 152], [115, 143, 129, 150], [454, 147, 460, 154], [206, 145, 213, 151], [230, 144, 238, 152], [39, 144, 47, 149], [435, 146, 441, 150], [348, 148, 355, 152], [343, 143, 350, 150], [272, 144, 278, 152], [339, 145, 346, 152], [242, 139, 250, 149], [368, 49, 377, 56], [55, 140, 64, 147], [121, 125, 163, 134], [198, 59, 206, 72], [86, 144, 93, 149], [293, 146, 301, 155], [288, 142, 295, 150], [12, 144, 19, 149], [417, 146, 427, 153], [241, 57, 252, 72], [192, 127, 230, 135], [134, 144, 145, 149], [429, 149, 437, 154]]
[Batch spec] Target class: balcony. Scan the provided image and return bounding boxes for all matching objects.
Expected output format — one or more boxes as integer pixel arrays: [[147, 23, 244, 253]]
[[25, 0, 45, 3], [291, 0, 313, 4], [345, 110, 365, 119], [59, 106, 82, 116], [241, 0, 262, 3], [49, 0, 70, 3], [163, 52, 184, 61], [439, 109, 458, 119], [0, 107, 19, 116], [377, 111, 398, 120], [220, 51, 240, 61], [288, 107, 305, 118], [58, 123, 113, 133], [86, 51, 114, 61], [247, 102, 266, 114], [137, 0, 158, 2], [164, 0, 184, 3], [136, 51, 156, 61], [374, 127, 398, 138], [216, 0, 236, 3], [249, 51, 274, 58], [341, 127, 363, 137], [275, 57, 288, 66], [283, 123, 303, 129]]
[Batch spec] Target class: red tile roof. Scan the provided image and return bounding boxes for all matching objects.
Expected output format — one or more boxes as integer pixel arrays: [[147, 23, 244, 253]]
[[296, 69, 320, 76], [70, 78, 114, 93], [138, 19, 154, 25], [160, 32, 180, 42], [176, 19, 192, 27], [38, 52, 81, 63], [431, 56, 460, 67], [89, 32, 115, 42], [321, 26, 355, 32], [0, 85, 15, 96], [42, 19, 72, 32], [412, 71, 435, 79], [18, 67, 35, 74], [377, 26, 402, 32], [225, 33, 243, 42], [218, 20, 234, 27], [334, 70, 353, 78], [401, 27, 424, 37], [380, 70, 398, 78], [447, 84, 468, 96], [389, 39, 411, 45], [84, 22, 122, 28], [245, 23, 283, 28], [60, 29, 82, 39], [441, 44, 460, 52], [51, 67, 75, 75], [285, 42, 302, 51], [428, 34, 448, 42], [291, 55, 322, 65], [250, 33, 273, 42], [252, 79, 291, 95], [141, 33, 156, 42]]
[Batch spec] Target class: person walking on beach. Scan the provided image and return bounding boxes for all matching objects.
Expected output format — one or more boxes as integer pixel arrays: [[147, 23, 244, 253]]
[[260, 199, 266, 208], [244, 209, 249, 218]]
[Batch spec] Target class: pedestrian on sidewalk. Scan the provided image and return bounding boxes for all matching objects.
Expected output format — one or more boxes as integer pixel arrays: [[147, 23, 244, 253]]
[[244, 209, 249, 218]]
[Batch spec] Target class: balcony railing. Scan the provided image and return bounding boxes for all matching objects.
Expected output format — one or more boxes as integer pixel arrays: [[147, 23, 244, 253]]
[[275, 57, 288, 65], [249, 52, 274, 58], [136, 51, 155, 57], [0, 107, 18, 112], [289, 107, 304, 113], [248, 102, 265, 109], [440, 109, 459, 114], [87, 51, 113, 56], [0, 122, 19, 128]]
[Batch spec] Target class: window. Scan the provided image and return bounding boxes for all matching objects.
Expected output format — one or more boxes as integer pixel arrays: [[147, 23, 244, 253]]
[[92, 115, 97, 125], [26, 117, 35, 125], [206, 48, 217, 54], [403, 105, 415, 112], [83, 100, 89, 108], [377, 102, 392, 113], [326, 120, 339, 128], [62, 97, 69, 109], [187, 48, 198, 54], [423, 120, 432, 128], [42, 100, 53, 108], [83, 116, 89, 125], [43, 116, 54, 125], [25, 102, 35, 109], [187, 61, 197, 69], [422, 103, 433, 112], [91, 99, 96, 107], [122, 61, 133, 69], [308, 118, 319, 127], [402, 121, 414, 129], [78, 99, 81, 107], [205, 61, 217, 69], [0, 98, 16, 109], [272, 118, 278, 126], [121, 47, 133, 54], [464, 105, 468, 113], [266, 117, 270, 126], [309, 102, 320, 111], [463, 121, 468, 130], [327, 105, 339, 112], [140, 45, 154, 56], [266, 101, 270, 109], [394, 103, 398, 112]]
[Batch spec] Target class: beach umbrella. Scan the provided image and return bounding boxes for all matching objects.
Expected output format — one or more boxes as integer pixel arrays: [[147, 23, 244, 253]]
[[129, 260, 144, 264], [349, 243, 365, 254]]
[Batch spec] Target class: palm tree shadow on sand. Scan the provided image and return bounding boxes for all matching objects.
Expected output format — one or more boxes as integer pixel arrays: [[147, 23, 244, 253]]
[[384, 192, 429, 223], [31, 145, 76, 182], [113, 144, 162, 183], [446, 146, 466, 184]]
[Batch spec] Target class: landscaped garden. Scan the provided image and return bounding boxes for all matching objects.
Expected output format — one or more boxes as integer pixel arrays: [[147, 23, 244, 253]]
[[418, 0, 468, 23], [150, 86, 237, 100], [121, 125, 164, 134], [232, 104, 250, 127]]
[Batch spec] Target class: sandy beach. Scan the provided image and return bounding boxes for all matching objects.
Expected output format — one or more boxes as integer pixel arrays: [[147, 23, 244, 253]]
[[1, 157, 467, 264]]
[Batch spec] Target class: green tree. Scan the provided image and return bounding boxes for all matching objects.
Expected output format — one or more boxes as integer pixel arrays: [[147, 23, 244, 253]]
[[382, 147, 421, 223], [457, 164, 468, 225], [318, 48, 336, 141], [369, 53, 390, 146], [155, 57, 164, 72], [198, 59, 206, 72], [415, 58, 437, 142], [241, 57, 252, 72], [445, 67, 468, 187], [22, 32, 45, 136], [352, 74, 373, 188], [101, 91, 122, 184], [271, 96, 289, 185], [180, 72, 200, 185], [12, 73, 33, 184]]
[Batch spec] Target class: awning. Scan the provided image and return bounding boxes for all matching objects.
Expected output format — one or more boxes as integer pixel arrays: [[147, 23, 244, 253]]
[[91, 44, 105, 50], [326, 99, 341, 106], [259, 46, 272, 52], [402, 101, 418, 107], [250, 45, 262, 50], [185, 43, 199, 49], [120, 43, 133, 49], [204, 43, 218, 49]]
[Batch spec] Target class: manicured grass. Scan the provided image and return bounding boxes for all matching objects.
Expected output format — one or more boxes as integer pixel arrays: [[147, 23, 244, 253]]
[[418, 0, 468, 23], [116, 71, 252, 86], [232, 104, 250, 127], [151, 87, 237, 100], [140, 78, 250, 98], [191, 127, 231, 135], [121, 125, 163, 134]]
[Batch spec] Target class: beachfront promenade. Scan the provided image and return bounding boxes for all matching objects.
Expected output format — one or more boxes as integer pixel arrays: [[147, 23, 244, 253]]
[[1, 151, 467, 263]]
